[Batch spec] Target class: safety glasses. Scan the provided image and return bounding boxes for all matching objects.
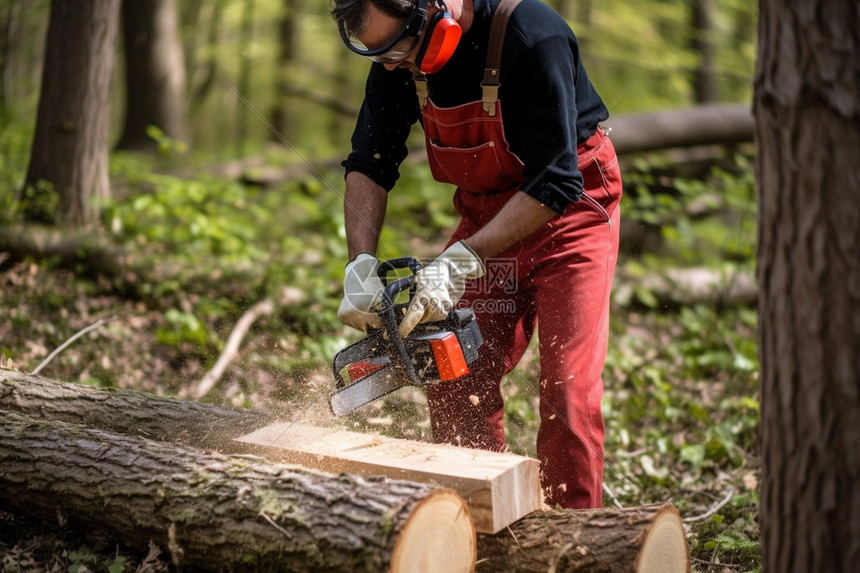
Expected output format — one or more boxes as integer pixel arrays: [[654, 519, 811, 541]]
[[338, 0, 428, 65]]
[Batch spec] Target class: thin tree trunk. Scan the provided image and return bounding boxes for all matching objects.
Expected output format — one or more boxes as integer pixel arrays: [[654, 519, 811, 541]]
[[22, 0, 120, 226], [116, 0, 188, 151], [234, 0, 256, 154], [691, 0, 717, 103], [187, 0, 223, 109], [754, 0, 860, 571], [0, 0, 22, 112], [270, 0, 300, 140]]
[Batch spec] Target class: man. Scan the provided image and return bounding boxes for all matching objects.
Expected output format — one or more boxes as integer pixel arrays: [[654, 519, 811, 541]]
[[332, 0, 622, 509]]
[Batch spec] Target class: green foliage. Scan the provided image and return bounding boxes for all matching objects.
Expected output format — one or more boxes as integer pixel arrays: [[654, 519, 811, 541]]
[[0, 114, 33, 225], [68, 548, 127, 573], [145, 125, 189, 156]]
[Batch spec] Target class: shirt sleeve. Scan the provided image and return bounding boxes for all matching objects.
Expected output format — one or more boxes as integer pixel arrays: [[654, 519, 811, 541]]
[[506, 32, 596, 213], [341, 64, 420, 192]]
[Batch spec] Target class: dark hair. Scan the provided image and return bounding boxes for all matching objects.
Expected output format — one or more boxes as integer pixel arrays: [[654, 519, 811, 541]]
[[331, 0, 417, 36]]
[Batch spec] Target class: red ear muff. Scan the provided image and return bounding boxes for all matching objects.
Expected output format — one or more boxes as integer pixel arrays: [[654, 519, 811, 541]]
[[416, 11, 462, 74]]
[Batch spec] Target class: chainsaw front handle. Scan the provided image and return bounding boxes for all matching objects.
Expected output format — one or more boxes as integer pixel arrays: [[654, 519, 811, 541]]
[[374, 257, 423, 385]]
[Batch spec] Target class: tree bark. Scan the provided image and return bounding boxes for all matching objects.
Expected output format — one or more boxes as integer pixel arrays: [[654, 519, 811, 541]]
[[476, 505, 688, 573], [0, 411, 476, 572], [116, 0, 188, 151], [754, 0, 860, 572], [0, 370, 272, 451], [22, 0, 120, 226]]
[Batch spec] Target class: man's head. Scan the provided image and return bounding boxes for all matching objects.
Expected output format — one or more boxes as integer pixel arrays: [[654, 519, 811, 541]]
[[332, 0, 462, 73]]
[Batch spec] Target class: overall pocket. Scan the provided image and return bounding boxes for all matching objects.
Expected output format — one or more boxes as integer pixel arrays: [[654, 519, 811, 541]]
[[427, 139, 524, 194]]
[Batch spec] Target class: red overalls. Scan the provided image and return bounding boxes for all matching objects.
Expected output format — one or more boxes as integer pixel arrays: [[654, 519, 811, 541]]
[[415, 4, 622, 509]]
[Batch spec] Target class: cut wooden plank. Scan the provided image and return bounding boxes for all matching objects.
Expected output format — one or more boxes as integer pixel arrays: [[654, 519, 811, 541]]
[[235, 421, 542, 534]]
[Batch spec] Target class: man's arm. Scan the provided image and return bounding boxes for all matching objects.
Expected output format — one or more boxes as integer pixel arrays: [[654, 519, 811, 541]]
[[344, 170, 388, 260], [463, 191, 557, 262]]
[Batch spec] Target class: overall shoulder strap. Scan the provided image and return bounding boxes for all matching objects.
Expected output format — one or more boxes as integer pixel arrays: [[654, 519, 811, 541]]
[[482, 0, 522, 116]]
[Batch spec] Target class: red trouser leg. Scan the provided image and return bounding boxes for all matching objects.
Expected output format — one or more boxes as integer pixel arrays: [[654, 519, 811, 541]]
[[427, 131, 622, 508], [531, 187, 620, 508]]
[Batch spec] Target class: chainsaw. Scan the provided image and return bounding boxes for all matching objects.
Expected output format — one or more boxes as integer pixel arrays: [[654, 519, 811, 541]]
[[330, 257, 483, 416]]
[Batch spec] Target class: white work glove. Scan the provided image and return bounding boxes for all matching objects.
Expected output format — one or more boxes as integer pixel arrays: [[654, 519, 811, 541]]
[[399, 241, 485, 338], [337, 253, 385, 331]]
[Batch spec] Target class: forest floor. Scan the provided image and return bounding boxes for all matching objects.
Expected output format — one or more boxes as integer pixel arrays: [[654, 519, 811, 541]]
[[0, 251, 761, 572]]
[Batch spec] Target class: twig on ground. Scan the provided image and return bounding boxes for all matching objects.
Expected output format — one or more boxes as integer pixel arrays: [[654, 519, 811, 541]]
[[31, 316, 116, 375], [683, 485, 735, 522], [603, 482, 624, 508]]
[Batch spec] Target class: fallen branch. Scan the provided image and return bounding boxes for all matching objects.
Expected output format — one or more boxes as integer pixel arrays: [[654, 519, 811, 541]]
[[192, 299, 275, 400], [192, 287, 304, 400]]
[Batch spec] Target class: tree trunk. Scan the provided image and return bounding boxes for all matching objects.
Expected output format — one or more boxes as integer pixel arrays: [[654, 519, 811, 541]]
[[0, 411, 476, 572], [0, 0, 22, 111], [270, 0, 301, 141], [186, 0, 223, 109], [690, 0, 717, 103], [116, 0, 188, 151], [754, 0, 860, 572], [22, 0, 120, 226], [234, 0, 256, 154], [476, 505, 688, 573]]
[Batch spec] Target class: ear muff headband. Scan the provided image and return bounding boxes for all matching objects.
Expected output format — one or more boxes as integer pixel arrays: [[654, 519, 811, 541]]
[[415, 6, 462, 74]]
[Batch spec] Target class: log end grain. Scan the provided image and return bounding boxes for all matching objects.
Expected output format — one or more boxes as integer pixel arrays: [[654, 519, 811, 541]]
[[390, 488, 476, 573], [635, 506, 690, 573]]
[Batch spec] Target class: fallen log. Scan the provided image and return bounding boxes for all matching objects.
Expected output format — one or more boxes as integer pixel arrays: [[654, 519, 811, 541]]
[[0, 369, 273, 451], [221, 105, 753, 186], [0, 412, 476, 572], [614, 266, 758, 309], [604, 103, 753, 155], [0, 370, 542, 534], [476, 505, 689, 573], [1, 371, 691, 570]]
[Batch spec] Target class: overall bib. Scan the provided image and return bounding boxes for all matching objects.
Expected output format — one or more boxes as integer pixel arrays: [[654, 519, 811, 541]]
[[417, 0, 621, 509]]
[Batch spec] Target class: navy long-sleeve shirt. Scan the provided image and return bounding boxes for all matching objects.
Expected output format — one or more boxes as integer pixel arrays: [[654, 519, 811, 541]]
[[342, 0, 609, 213]]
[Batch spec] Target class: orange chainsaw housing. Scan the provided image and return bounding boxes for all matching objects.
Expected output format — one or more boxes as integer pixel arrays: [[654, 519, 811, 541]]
[[429, 332, 470, 380]]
